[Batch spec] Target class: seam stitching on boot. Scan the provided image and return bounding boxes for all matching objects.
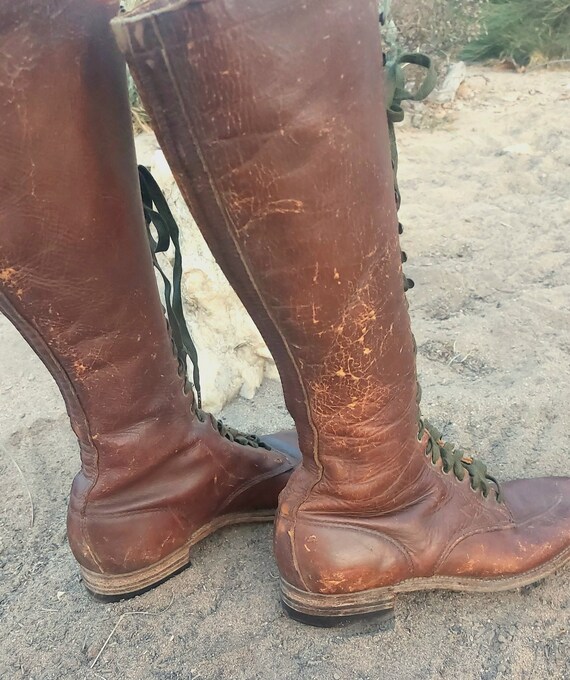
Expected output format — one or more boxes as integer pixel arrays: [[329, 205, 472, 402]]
[[140, 14, 325, 589]]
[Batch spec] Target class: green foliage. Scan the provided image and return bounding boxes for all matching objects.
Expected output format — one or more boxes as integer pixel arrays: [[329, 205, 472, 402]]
[[461, 0, 570, 65]]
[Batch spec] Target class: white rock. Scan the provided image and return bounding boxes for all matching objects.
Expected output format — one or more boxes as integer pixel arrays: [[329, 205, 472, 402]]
[[430, 62, 467, 104]]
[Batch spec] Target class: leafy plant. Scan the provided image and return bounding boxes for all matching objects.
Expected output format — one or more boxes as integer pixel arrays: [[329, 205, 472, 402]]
[[461, 0, 570, 65]]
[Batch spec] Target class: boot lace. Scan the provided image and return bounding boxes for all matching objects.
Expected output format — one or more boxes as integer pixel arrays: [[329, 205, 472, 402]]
[[382, 25, 502, 501], [138, 165, 270, 450], [195, 408, 267, 448], [419, 419, 502, 500]]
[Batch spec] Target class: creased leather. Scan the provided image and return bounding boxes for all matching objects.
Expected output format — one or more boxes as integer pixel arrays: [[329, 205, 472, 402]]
[[0, 0, 296, 577], [115, 0, 569, 596]]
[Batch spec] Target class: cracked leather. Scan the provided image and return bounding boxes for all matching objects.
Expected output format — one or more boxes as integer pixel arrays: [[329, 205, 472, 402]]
[[114, 0, 569, 595], [0, 0, 297, 577]]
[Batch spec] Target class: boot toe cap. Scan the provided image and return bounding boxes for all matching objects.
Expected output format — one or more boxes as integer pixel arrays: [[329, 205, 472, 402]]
[[439, 476, 570, 579], [502, 476, 570, 526]]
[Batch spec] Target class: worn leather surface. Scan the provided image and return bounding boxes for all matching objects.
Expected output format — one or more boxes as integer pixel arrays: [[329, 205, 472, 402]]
[[115, 0, 569, 595], [0, 0, 297, 576]]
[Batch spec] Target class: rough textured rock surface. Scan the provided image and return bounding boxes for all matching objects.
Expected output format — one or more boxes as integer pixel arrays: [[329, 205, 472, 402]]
[[135, 134, 278, 414]]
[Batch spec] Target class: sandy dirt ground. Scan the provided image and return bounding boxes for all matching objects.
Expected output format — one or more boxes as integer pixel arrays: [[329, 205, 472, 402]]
[[1, 66, 569, 679]]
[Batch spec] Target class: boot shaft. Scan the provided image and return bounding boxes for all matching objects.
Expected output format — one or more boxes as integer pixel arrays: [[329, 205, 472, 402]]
[[0, 0, 197, 489], [114, 0, 423, 503]]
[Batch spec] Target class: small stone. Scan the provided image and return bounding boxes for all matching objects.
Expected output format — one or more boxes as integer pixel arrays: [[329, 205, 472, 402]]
[[431, 62, 467, 103], [85, 643, 99, 660], [500, 143, 534, 156], [456, 82, 474, 100]]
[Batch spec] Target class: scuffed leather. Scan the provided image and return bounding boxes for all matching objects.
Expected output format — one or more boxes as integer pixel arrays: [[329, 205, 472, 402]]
[[0, 0, 296, 576], [115, 0, 569, 595]]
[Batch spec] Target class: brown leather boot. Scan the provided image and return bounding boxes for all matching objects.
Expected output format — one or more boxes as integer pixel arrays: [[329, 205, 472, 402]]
[[0, 0, 300, 599], [114, 0, 570, 624]]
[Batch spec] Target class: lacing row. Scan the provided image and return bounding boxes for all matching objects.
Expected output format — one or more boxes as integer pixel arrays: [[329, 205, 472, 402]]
[[383, 49, 436, 293], [419, 420, 502, 500], [138, 166, 269, 450], [196, 408, 268, 449], [381, 24, 502, 501]]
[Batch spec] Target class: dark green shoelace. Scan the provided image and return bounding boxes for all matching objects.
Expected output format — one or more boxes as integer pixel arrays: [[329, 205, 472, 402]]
[[420, 420, 502, 501], [138, 166, 269, 450], [384, 52, 437, 208], [384, 49, 502, 501], [139, 165, 202, 407]]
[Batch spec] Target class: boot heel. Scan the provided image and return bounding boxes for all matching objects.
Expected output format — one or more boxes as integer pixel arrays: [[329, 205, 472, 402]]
[[80, 542, 193, 600], [280, 579, 396, 628], [83, 562, 192, 602]]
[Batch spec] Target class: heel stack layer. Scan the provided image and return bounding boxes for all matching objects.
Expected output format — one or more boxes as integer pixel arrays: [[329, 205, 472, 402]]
[[280, 578, 396, 628]]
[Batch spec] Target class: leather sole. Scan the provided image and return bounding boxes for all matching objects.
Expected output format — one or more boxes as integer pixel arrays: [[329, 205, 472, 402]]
[[280, 545, 570, 627], [81, 509, 275, 600]]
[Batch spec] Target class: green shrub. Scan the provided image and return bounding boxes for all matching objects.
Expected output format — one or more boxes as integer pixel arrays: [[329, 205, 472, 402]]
[[461, 0, 570, 65]]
